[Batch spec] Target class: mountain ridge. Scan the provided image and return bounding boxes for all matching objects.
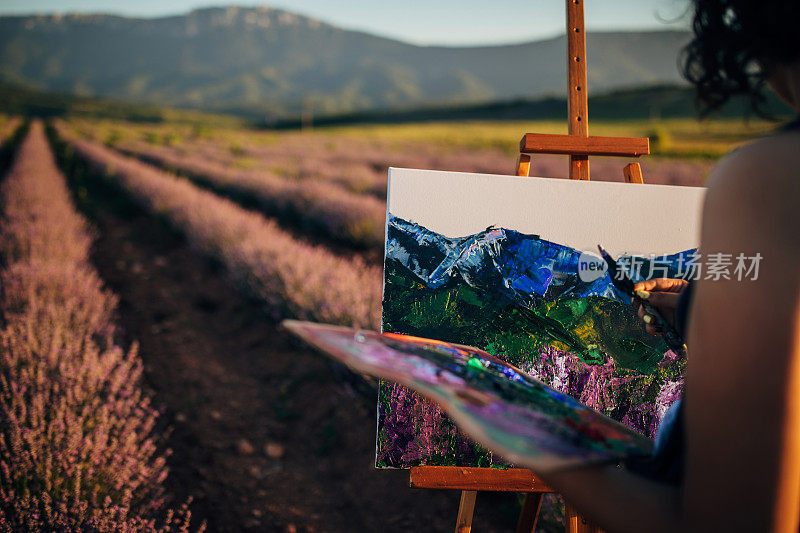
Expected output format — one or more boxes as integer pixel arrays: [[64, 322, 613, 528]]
[[0, 5, 691, 117], [385, 214, 695, 309]]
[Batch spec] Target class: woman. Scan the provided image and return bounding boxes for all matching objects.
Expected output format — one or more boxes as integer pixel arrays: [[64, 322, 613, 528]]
[[537, 1, 800, 531]]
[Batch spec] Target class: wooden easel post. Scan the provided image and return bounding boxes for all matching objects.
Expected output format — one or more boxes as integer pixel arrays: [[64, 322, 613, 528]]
[[517, 0, 649, 181], [566, 0, 589, 180], [410, 2, 651, 532]]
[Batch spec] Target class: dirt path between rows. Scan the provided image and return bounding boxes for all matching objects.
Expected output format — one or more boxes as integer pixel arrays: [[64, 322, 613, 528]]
[[61, 150, 521, 532]]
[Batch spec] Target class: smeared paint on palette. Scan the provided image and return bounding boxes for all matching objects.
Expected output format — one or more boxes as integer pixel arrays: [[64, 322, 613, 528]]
[[283, 320, 654, 472]]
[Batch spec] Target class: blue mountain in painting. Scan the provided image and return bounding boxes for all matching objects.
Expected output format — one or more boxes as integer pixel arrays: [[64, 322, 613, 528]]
[[385, 214, 695, 309]]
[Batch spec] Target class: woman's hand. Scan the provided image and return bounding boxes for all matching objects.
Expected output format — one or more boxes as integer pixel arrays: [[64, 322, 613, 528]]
[[632, 278, 688, 335]]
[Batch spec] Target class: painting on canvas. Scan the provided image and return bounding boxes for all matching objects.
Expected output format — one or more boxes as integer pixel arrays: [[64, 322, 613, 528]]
[[377, 168, 705, 468]]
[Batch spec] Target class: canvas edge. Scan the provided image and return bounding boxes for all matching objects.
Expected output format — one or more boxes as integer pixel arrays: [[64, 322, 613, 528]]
[[374, 167, 394, 469], [387, 166, 708, 193]]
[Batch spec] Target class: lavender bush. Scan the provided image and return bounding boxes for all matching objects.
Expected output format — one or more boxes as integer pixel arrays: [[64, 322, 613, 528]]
[[56, 124, 382, 329], [0, 122, 197, 531]]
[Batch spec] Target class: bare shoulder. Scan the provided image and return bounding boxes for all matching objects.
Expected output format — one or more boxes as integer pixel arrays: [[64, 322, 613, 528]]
[[703, 131, 800, 250], [707, 131, 800, 192]]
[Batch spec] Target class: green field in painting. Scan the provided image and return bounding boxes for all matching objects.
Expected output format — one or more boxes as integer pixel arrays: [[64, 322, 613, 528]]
[[382, 264, 672, 376]]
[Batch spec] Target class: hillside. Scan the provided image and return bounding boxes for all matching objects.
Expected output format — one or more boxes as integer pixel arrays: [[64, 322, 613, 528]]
[[0, 6, 690, 117]]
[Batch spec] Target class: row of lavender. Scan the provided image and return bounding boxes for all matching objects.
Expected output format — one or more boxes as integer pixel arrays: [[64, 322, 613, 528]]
[[55, 124, 383, 329], [0, 122, 196, 530], [61, 120, 388, 251], [115, 140, 387, 251], [64, 119, 521, 253], [120, 136, 390, 198], [66, 119, 515, 200]]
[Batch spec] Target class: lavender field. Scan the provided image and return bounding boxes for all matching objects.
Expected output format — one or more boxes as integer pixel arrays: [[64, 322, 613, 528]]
[[0, 122, 197, 531], [66, 117, 722, 193], [0, 114, 733, 532], [56, 123, 382, 329]]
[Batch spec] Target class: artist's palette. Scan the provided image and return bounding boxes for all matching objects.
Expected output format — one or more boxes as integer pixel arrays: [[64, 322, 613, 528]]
[[283, 320, 653, 473]]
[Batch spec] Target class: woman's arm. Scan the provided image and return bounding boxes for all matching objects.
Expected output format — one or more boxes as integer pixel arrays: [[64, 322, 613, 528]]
[[683, 138, 800, 532], [538, 463, 681, 533], [539, 136, 800, 532]]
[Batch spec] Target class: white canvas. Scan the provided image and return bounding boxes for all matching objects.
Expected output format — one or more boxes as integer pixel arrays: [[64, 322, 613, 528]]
[[386, 168, 705, 256]]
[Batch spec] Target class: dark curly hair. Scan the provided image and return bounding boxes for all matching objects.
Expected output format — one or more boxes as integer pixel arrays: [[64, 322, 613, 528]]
[[682, 0, 800, 116]]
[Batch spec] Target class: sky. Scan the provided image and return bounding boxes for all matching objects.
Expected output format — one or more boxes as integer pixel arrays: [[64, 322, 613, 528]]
[[0, 0, 691, 46]]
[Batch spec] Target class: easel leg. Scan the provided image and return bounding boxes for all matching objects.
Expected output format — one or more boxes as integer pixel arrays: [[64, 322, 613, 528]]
[[565, 503, 604, 533], [515, 492, 543, 533], [516, 154, 532, 176], [455, 490, 477, 533], [623, 162, 644, 184]]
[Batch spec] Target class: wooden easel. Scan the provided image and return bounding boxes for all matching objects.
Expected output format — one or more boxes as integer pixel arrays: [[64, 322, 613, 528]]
[[408, 1, 651, 531]]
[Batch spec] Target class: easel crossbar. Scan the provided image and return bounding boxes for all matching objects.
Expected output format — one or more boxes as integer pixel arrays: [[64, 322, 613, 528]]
[[519, 133, 650, 157], [409, 466, 554, 492]]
